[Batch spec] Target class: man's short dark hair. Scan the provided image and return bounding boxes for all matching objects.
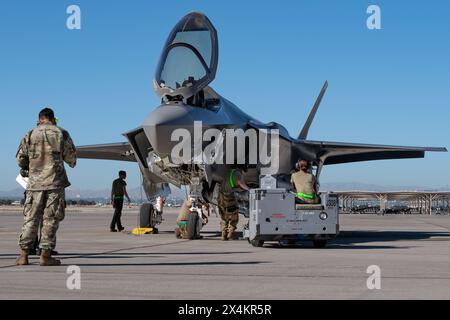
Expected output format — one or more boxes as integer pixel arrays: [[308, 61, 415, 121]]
[[119, 171, 126, 176], [39, 108, 55, 121]]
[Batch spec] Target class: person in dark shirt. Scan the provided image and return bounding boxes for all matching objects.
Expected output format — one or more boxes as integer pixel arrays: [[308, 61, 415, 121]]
[[110, 171, 131, 232]]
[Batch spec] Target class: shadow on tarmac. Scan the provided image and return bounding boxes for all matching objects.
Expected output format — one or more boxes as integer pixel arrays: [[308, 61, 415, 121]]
[[264, 230, 450, 249], [73, 261, 268, 267], [1, 231, 449, 261]]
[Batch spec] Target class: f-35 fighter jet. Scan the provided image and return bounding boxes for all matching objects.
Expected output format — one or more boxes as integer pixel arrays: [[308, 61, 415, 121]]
[[77, 12, 446, 227]]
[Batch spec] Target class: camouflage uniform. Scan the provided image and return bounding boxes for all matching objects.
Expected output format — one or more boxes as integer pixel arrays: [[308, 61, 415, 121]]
[[291, 170, 319, 204], [20, 190, 66, 250], [16, 121, 77, 252], [175, 199, 192, 239], [218, 170, 241, 240]]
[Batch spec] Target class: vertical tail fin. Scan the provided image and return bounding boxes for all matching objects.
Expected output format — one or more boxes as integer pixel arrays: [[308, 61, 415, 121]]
[[298, 81, 328, 140]]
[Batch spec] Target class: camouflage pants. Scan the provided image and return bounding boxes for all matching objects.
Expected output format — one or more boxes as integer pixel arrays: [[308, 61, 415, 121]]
[[19, 190, 66, 251], [219, 206, 239, 233], [218, 193, 239, 233]]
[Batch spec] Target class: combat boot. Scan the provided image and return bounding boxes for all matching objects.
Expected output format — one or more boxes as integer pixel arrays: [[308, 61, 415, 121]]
[[221, 230, 228, 241], [175, 228, 182, 239], [40, 250, 61, 266], [36, 249, 58, 256], [16, 249, 29, 266], [228, 228, 237, 240]]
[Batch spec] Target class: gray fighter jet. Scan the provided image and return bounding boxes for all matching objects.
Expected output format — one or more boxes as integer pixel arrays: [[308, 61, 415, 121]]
[[77, 12, 446, 226]]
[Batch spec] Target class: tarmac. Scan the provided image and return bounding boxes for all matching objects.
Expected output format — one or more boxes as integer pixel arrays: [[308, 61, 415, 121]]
[[0, 206, 449, 300]]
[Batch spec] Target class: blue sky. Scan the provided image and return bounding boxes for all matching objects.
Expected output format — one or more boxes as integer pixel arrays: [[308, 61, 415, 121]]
[[0, 0, 449, 191]]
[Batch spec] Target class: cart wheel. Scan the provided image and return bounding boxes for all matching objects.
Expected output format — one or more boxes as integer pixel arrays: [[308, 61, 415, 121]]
[[249, 239, 264, 247], [279, 240, 298, 247], [312, 239, 327, 248], [187, 214, 199, 240]]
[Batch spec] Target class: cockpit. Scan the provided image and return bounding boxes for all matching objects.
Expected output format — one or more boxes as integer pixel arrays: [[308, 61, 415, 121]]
[[154, 12, 219, 109]]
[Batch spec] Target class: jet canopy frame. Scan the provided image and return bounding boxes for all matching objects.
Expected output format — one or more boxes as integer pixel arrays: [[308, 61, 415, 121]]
[[153, 12, 219, 100]]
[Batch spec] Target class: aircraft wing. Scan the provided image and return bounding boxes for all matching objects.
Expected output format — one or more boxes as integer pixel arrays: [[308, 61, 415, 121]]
[[292, 81, 447, 165], [76, 142, 136, 162], [301, 140, 447, 165]]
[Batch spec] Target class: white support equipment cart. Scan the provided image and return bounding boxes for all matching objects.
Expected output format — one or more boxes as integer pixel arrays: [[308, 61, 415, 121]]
[[243, 188, 339, 248]]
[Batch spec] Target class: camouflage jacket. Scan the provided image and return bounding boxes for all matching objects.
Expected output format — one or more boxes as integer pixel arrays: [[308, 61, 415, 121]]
[[16, 123, 77, 191]]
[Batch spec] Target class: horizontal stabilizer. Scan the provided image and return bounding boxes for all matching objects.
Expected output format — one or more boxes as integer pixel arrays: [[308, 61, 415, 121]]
[[298, 140, 447, 165]]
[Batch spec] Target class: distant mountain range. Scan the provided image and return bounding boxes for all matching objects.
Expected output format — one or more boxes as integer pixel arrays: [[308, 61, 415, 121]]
[[320, 182, 447, 192], [0, 188, 26, 199], [0, 186, 188, 200], [1, 183, 447, 200]]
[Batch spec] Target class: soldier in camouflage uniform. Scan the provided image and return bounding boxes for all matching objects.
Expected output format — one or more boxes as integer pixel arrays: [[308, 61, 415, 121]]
[[218, 168, 249, 241], [175, 198, 192, 239], [175, 198, 209, 240], [15, 108, 77, 266]]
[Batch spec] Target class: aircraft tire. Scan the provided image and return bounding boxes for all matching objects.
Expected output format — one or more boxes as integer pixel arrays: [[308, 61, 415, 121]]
[[139, 203, 154, 228], [312, 239, 327, 248], [187, 213, 199, 240]]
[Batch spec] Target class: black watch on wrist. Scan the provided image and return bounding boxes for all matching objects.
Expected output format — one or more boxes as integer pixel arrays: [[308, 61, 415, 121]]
[[20, 168, 29, 178]]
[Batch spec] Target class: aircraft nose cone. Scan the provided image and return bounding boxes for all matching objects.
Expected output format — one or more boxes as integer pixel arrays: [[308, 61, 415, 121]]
[[143, 102, 200, 157]]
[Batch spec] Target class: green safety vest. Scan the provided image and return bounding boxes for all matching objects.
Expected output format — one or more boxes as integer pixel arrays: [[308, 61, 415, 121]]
[[229, 169, 236, 190], [177, 221, 188, 227], [296, 192, 316, 200]]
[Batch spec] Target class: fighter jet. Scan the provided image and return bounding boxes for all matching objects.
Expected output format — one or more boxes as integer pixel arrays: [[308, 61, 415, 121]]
[[77, 12, 447, 226]]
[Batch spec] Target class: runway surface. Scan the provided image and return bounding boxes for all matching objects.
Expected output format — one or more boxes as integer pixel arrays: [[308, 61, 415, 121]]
[[0, 207, 449, 300]]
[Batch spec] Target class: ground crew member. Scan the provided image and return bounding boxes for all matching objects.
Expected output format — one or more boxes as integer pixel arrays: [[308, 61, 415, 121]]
[[175, 198, 209, 239], [15, 108, 77, 266], [175, 198, 192, 239], [291, 159, 319, 204], [218, 168, 249, 241], [110, 171, 131, 232]]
